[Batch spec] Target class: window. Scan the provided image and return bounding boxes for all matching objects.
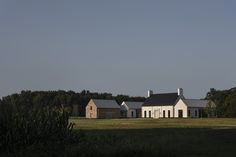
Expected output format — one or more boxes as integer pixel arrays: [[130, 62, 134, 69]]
[[149, 111, 151, 118], [199, 109, 202, 118], [144, 111, 147, 118], [188, 110, 190, 117], [168, 110, 171, 118], [163, 110, 166, 118], [178, 110, 183, 118], [131, 111, 134, 118], [195, 110, 198, 117], [90, 106, 92, 110]]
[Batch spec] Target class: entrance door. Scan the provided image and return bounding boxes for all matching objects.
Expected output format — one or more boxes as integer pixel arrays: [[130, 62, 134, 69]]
[[154, 109, 160, 118], [178, 110, 183, 118]]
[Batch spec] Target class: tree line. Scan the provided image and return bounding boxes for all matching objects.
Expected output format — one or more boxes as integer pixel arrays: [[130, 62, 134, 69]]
[[0, 90, 146, 116], [1, 88, 236, 117], [206, 87, 236, 117]]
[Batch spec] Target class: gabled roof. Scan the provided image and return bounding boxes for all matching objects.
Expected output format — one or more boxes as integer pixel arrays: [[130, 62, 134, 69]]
[[91, 99, 120, 109], [122, 101, 143, 109], [142, 93, 179, 106], [182, 99, 214, 108]]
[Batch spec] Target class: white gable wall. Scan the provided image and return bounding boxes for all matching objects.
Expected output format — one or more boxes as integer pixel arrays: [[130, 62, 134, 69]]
[[120, 102, 128, 111], [127, 109, 137, 118], [121, 102, 139, 118], [174, 99, 188, 118]]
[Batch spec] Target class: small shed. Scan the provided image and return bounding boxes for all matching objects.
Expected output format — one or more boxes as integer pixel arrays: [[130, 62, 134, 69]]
[[121, 101, 143, 118], [86, 99, 120, 119]]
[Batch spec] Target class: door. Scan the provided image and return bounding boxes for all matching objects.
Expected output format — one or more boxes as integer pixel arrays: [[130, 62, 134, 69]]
[[178, 110, 183, 118], [154, 109, 160, 118]]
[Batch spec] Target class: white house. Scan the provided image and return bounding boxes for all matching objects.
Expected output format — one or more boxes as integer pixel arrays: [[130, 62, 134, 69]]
[[121, 101, 143, 118], [174, 98, 216, 118], [142, 88, 184, 118], [142, 88, 215, 118]]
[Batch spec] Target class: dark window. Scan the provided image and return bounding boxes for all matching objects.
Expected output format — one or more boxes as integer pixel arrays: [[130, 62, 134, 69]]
[[199, 109, 202, 118], [195, 110, 198, 117], [168, 110, 171, 118], [131, 111, 134, 118], [188, 110, 190, 117], [178, 110, 183, 118], [144, 111, 147, 118], [90, 106, 92, 110], [163, 110, 166, 118], [149, 111, 151, 118], [136, 109, 139, 118]]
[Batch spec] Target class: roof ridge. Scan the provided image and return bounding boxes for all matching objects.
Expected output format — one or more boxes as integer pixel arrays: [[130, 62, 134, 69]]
[[152, 92, 178, 95]]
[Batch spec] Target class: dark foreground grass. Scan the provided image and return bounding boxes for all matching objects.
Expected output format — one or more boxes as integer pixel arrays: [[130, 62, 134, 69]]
[[2, 118, 236, 157]]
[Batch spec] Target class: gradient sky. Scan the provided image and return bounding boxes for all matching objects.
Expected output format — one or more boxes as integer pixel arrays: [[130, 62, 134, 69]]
[[0, 0, 236, 99]]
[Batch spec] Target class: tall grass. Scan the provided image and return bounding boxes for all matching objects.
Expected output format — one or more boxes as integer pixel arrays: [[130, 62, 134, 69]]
[[0, 102, 77, 152]]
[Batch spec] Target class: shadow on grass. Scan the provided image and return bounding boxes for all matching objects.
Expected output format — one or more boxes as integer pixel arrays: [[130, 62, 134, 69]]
[[2, 128, 236, 157]]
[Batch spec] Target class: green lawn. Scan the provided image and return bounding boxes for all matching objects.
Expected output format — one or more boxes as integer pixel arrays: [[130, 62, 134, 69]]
[[4, 118, 236, 157], [70, 118, 236, 130], [68, 118, 236, 157]]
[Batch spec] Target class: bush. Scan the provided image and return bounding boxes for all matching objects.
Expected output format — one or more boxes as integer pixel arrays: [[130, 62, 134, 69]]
[[0, 101, 76, 152]]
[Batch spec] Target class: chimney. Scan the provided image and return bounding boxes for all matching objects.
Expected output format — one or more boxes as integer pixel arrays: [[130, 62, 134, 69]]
[[148, 90, 153, 97], [178, 88, 183, 96]]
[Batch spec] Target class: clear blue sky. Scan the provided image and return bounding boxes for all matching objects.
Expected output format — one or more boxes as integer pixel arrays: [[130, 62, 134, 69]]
[[0, 0, 236, 98]]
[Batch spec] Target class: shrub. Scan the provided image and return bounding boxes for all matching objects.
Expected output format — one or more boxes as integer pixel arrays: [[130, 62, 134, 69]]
[[0, 101, 76, 152]]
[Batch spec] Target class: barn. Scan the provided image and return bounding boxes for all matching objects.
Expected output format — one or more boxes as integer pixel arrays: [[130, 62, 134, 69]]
[[86, 99, 120, 119]]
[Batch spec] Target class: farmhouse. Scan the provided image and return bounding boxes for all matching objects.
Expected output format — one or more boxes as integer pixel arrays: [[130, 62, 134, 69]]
[[142, 89, 183, 118], [142, 88, 215, 118], [120, 101, 143, 118], [175, 98, 216, 118], [86, 99, 120, 119]]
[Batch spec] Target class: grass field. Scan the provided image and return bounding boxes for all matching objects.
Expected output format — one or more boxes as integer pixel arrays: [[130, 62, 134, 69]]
[[3, 118, 236, 157], [68, 118, 236, 157], [70, 118, 236, 130]]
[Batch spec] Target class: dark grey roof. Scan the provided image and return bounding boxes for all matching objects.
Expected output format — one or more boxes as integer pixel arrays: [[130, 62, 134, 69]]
[[91, 99, 120, 109], [182, 99, 215, 108], [122, 101, 143, 109], [142, 93, 179, 106]]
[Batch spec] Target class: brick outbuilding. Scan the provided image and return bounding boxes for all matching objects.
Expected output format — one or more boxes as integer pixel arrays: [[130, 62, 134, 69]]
[[86, 99, 120, 119]]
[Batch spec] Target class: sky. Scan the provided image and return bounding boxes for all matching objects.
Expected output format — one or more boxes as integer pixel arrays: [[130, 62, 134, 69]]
[[0, 0, 236, 99]]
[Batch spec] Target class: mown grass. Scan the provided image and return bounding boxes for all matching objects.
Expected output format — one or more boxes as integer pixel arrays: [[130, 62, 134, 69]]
[[2, 118, 236, 157], [70, 117, 236, 130], [68, 118, 236, 157]]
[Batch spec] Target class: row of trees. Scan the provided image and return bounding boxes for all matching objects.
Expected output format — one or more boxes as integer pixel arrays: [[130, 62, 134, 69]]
[[0, 90, 146, 116], [206, 87, 236, 117], [1, 88, 236, 118]]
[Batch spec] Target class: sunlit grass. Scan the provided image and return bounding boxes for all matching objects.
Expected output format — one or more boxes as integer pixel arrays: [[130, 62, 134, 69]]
[[70, 118, 236, 130]]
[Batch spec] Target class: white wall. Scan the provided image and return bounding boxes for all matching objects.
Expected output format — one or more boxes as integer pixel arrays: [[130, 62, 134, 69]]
[[127, 109, 136, 118], [142, 106, 174, 118], [174, 99, 188, 118]]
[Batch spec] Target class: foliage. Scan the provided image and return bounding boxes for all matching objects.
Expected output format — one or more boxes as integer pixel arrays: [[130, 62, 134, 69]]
[[0, 90, 146, 116], [204, 100, 217, 117], [0, 100, 77, 152], [206, 87, 236, 117]]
